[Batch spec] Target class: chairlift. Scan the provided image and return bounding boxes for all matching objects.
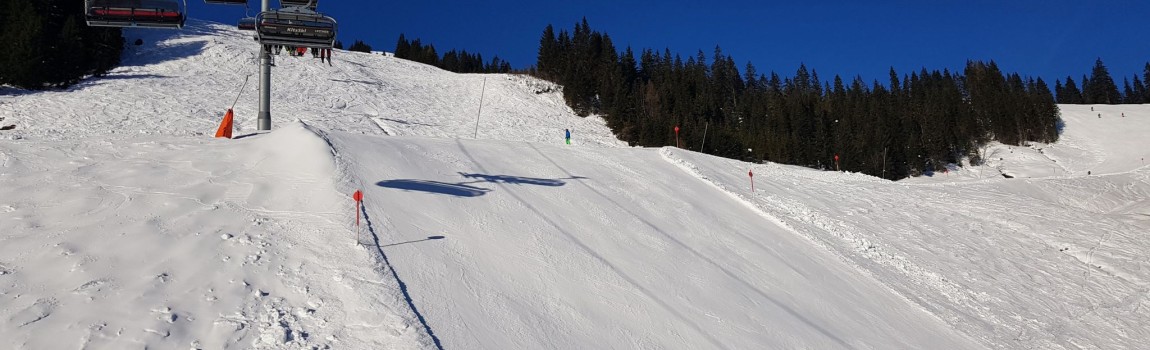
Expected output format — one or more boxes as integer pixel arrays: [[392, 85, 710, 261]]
[[280, 0, 317, 9], [204, 0, 247, 4], [238, 17, 256, 31], [85, 0, 188, 29], [237, 2, 256, 31], [255, 7, 336, 48]]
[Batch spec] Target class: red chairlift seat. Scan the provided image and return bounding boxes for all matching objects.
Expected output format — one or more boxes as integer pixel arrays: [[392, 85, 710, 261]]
[[85, 0, 187, 29], [238, 17, 256, 31]]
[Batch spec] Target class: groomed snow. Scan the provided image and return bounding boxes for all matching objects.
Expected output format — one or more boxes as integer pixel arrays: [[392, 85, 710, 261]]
[[2, 20, 1148, 349]]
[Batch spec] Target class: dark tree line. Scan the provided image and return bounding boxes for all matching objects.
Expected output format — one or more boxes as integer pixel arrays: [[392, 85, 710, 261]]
[[0, 0, 124, 89], [348, 40, 372, 53], [533, 19, 1061, 179], [1055, 58, 1150, 104], [393, 34, 511, 74]]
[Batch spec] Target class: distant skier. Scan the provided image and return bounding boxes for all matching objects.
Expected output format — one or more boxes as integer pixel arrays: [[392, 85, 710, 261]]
[[565, 128, 571, 145]]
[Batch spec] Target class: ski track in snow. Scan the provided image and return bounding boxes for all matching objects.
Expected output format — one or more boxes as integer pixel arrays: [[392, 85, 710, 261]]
[[3, 19, 1150, 349]]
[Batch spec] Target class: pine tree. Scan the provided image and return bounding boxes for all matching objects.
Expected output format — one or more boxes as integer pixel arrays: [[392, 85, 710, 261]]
[[394, 34, 409, 58], [348, 40, 372, 53], [48, 15, 86, 87], [1054, 80, 1065, 103], [0, 0, 120, 88], [1123, 78, 1135, 104], [0, 0, 44, 88], [537, 25, 558, 80], [1133, 75, 1147, 104], [1144, 63, 1150, 103], [1063, 76, 1084, 104], [1085, 58, 1121, 104]]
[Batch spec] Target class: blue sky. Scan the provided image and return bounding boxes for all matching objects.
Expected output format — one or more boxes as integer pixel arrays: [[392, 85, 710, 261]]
[[189, 0, 1150, 86]]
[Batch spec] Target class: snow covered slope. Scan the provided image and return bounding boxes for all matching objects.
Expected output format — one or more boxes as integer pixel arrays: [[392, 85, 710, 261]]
[[3, 20, 1150, 349], [907, 103, 1150, 181], [325, 133, 980, 349], [0, 20, 624, 148]]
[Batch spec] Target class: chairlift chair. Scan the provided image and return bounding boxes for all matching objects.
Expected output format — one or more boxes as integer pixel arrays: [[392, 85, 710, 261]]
[[204, 0, 247, 4], [255, 7, 336, 49], [238, 17, 256, 31], [280, 0, 317, 9], [85, 0, 188, 29]]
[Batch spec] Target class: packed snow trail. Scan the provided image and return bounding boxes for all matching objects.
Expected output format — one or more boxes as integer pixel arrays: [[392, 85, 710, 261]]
[[326, 132, 981, 349]]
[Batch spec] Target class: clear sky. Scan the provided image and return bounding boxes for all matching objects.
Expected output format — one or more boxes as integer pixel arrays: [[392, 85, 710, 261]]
[[189, 0, 1150, 86]]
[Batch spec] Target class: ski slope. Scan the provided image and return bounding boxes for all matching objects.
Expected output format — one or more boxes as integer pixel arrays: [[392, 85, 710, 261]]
[[2, 20, 1149, 349]]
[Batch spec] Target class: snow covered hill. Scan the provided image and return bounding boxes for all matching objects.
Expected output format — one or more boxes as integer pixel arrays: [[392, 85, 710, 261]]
[[2, 20, 1149, 349]]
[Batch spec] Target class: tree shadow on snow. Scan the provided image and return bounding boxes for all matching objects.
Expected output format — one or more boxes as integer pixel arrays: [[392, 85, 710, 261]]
[[457, 172, 586, 186], [377, 179, 492, 197], [377, 173, 587, 197]]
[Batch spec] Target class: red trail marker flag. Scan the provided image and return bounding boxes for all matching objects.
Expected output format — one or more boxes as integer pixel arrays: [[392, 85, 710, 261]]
[[353, 190, 364, 223], [749, 169, 754, 193], [353, 190, 364, 244]]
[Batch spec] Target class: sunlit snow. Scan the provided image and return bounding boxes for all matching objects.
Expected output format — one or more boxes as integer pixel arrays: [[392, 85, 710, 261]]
[[2, 20, 1148, 349]]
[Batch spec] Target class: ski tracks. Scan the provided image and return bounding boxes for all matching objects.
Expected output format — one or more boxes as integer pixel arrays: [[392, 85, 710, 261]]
[[657, 147, 999, 346]]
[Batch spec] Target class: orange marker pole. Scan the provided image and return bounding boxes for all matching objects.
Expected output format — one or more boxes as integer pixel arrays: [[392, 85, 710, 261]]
[[214, 109, 234, 139]]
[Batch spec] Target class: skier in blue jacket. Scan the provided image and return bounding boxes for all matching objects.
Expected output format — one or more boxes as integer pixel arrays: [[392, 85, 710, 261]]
[[565, 128, 571, 145]]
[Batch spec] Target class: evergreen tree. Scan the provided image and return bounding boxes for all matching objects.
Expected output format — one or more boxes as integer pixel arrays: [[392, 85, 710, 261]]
[[348, 40, 372, 53], [394, 34, 409, 58], [1134, 75, 1148, 104], [1123, 78, 1136, 104], [0, 0, 44, 87], [537, 25, 559, 80], [1084, 58, 1121, 104], [527, 21, 1061, 179], [48, 15, 86, 87], [1063, 76, 1084, 104], [1144, 63, 1150, 102]]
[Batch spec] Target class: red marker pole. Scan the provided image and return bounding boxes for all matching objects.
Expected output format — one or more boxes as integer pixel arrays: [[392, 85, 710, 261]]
[[834, 154, 840, 172], [674, 125, 681, 148], [748, 169, 754, 193], [353, 190, 364, 245]]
